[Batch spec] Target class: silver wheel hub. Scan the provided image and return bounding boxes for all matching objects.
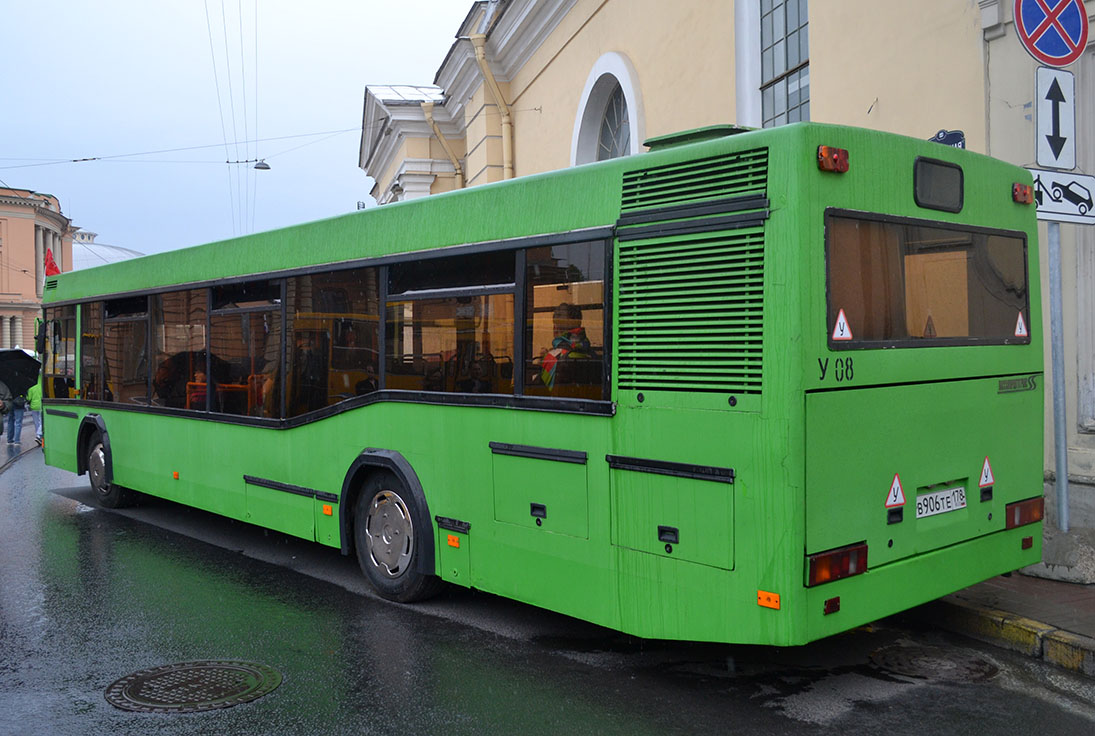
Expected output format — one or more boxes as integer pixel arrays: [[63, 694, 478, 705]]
[[89, 444, 107, 495], [364, 490, 414, 578]]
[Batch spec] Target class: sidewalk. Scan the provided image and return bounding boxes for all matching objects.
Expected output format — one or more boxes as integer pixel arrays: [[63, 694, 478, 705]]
[[920, 572, 1095, 677]]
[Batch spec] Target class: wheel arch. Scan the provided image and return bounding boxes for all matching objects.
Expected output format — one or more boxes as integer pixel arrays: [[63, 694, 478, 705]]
[[76, 414, 111, 482], [339, 448, 436, 577]]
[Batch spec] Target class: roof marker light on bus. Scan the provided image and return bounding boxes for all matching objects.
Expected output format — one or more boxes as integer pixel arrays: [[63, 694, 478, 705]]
[[1013, 183, 1034, 205], [1005, 497, 1044, 530], [818, 146, 850, 173], [807, 542, 868, 587]]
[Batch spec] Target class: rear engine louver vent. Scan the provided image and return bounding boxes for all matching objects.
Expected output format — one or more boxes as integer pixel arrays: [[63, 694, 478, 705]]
[[45, 278, 58, 290], [616, 148, 768, 395]]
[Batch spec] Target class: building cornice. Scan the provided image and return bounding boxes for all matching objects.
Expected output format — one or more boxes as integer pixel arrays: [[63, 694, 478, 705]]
[[379, 158, 459, 204], [434, 0, 576, 125], [0, 194, 72, 232], [979, 0, 1008, 41], [489, 0, 578, 80], [361, 0, 576, 194], [361, 87, 462, 168]]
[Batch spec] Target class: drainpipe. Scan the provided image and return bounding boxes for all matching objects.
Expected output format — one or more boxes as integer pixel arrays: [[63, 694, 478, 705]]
[[470, 33, 514, 179], [421, 102, 464, 189]]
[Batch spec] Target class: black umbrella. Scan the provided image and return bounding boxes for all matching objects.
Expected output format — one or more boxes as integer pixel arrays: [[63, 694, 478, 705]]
[[0, 349, 41, 397]]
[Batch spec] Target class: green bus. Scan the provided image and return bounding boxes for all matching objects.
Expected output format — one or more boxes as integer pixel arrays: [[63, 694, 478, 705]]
[[40, 123, 1044, 645]]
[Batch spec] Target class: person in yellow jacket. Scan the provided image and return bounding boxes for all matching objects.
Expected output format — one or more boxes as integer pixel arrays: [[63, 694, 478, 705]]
[[27, 381, 42, 447]]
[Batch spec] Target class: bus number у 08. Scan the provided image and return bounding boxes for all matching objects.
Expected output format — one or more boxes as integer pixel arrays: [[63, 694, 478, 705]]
[[818, 357, 854, 382]]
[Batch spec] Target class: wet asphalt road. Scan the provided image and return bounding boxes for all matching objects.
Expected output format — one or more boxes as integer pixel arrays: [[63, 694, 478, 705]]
[[1, 445, 1094, 735]]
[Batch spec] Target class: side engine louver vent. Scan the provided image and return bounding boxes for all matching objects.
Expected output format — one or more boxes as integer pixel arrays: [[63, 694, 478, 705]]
[[616, 148, 768, 395], [45, 278, 59, 290]]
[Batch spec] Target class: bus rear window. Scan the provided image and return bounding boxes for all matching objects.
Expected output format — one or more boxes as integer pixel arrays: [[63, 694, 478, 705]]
[[826, 212, 1029, 347]]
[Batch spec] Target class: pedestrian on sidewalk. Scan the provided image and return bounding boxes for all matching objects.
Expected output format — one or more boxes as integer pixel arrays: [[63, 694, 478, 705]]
[[27, 381, 42, 446], [6, 389, 25, 445], [0, 379, 10, 443]]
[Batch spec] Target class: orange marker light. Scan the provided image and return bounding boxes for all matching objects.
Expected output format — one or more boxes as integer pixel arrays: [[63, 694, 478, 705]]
[[447, 534, 461, 549], [817, 145, 850, 173], [322, 504, 333, 516], [173, 471, 179, 479], [757, 590, 781, 610], [1012, 182, 1034, 204]]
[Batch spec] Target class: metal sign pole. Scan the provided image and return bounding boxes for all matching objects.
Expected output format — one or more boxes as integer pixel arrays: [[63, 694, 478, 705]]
[[1048, 220, 1070, 532]]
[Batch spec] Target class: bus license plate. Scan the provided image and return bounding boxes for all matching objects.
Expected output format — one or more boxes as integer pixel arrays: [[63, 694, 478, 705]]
[[915, 487, 967, 519]]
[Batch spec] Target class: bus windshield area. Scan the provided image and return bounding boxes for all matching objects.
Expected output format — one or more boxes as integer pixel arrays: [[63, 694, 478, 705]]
[[827, 212, 1029, 346]]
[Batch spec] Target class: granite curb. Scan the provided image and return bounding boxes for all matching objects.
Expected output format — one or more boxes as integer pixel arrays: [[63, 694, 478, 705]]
[[924, 597, 1095, 677]]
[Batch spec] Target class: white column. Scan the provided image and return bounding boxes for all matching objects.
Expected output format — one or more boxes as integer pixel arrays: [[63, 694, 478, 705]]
[[34, 227, 44, 298], [0, 316, 9, 349], [12, 316, 22, 349]]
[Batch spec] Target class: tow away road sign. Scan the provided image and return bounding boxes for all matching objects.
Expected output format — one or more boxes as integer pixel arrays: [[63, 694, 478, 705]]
[[1027, 168, 1095, 224], [1036, 67, 1075, 169]]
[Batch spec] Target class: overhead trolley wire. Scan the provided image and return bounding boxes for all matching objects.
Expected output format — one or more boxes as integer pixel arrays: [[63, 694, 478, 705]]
[[205, 0, 237, 237]]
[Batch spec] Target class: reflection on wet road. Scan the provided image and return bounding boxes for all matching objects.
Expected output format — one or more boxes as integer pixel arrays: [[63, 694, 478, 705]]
[[1, 453, 1093, 734]]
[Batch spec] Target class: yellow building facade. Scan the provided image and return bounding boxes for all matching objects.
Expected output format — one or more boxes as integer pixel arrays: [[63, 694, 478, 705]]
[[360, 0, 1095, 570]]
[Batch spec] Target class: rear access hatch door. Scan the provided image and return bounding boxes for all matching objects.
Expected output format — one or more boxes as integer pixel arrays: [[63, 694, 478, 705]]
[[804, 375, 1041, 568]]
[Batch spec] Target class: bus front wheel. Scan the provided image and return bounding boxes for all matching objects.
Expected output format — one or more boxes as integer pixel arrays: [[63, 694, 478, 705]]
[[353, 472, 442, 603], [86, 432, 133, 509]]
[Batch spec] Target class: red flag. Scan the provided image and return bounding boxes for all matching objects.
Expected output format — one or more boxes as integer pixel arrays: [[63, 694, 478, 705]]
[[44, 247, 61, 276]]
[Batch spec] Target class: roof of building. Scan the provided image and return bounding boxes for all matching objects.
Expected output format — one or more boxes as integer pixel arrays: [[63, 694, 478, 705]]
[[365, 85, 445, 105], [71, 234, 144, 271]]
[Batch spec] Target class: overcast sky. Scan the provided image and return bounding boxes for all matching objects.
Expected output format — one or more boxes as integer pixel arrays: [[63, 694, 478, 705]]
[[0, 1, 472, 256]]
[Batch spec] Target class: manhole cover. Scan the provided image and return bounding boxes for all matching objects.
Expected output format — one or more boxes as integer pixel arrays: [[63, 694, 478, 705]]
[[105, 661, 282, 713], [870, 645, 998, 683]]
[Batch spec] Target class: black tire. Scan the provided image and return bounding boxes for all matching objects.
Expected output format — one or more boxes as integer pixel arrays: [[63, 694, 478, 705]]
[[353, 471, 442, 602], [86, 432, 133, 509]]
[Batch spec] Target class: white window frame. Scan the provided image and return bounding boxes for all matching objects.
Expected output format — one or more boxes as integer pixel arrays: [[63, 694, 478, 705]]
[[571, 52, 644, 166]]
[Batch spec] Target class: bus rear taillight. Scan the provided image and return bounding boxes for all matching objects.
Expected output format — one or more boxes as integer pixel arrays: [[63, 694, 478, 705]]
[[1005, 497, 1044, 529], [817, 146, 850, 173], [1013, 182, 1034, 204], [806, 543, 868, 587]]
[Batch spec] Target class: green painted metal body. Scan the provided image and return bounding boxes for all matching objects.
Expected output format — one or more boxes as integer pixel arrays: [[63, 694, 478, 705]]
[[42, 123, 1043, 645]]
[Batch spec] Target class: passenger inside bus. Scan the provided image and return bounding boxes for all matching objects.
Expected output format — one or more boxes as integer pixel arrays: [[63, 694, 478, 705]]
[[535, 302, 597, 390]]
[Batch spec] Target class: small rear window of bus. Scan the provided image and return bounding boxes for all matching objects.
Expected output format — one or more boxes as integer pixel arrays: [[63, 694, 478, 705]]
[[826, 211, 1029, 347]]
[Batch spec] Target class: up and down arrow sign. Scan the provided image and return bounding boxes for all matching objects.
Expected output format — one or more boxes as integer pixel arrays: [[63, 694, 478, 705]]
[[1037, 67, 1075, 170]]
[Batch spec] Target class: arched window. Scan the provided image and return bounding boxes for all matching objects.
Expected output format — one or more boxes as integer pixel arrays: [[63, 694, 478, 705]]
[[597, 83, 630, 161], [572, 52, 643, 166]]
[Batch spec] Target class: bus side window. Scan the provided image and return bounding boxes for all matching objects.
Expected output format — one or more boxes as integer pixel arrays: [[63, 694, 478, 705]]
[[523, 241, 606, 400], [286, 268, 381, 416]]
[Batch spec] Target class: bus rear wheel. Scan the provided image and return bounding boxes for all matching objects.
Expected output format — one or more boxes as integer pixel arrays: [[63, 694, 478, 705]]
[[86, 432, 133, 509], [353, 472, 442, 602]]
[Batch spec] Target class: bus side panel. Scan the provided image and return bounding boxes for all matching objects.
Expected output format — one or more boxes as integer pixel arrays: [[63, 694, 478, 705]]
[[42, 410, 80, 473]]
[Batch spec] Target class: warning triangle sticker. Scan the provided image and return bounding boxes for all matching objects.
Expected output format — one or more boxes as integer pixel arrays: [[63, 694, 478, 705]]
[[832, 309, 853, 341], [924, 314, 937, 339], [979, 457, 995, 488], [885, 474, 906, 508], [1015, 312, 1028, 338]]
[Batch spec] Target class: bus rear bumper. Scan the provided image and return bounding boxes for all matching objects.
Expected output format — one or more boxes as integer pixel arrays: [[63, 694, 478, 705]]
[[802, 523, 1043, 644]]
